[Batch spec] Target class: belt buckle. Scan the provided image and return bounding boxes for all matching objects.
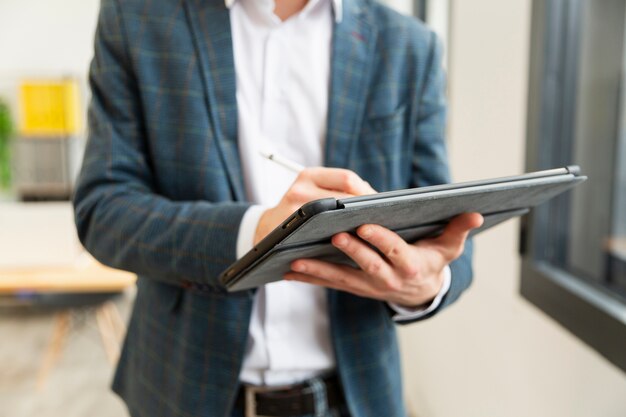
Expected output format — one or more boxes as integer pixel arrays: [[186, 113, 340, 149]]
[[244, 384, 285, 417]]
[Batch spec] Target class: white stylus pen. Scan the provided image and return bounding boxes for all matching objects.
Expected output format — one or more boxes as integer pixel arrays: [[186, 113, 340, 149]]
[[259, 150, 305, 173]]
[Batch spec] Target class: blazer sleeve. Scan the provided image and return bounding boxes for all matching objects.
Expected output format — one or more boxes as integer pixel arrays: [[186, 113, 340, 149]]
[[73, 0, 251, 291], [396, 30, 475, 324]]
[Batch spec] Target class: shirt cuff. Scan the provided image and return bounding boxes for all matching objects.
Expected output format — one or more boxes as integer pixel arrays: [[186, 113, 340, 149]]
[[388, 265, 451, 322], [236, 205, 268, 259]]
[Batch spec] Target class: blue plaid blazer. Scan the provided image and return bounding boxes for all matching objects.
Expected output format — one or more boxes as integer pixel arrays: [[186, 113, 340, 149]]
[[73, 0, 474, 416]]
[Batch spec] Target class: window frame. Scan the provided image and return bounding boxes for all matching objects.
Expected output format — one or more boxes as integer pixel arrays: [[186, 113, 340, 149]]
[[521, 0, 626, 373]]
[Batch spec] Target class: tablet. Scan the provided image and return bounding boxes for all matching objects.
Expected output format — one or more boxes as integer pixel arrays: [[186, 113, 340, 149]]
[[220, 166, 586, 291]]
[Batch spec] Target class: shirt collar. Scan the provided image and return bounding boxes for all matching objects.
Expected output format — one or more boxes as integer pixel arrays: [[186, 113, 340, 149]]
[[225, 0, 343, 23]]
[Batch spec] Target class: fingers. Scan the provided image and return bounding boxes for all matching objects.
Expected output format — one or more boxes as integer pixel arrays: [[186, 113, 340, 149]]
[[300, 167, 376, 196], [284, 213, 484, 307], [331, 232, 393, 278], [285, 179, 354, 205], [431, 212, 484, 261], [286, 260, 369, 295], [354, 224, 417, 277], [268, 169, 375, 245], [283, 168, 376, 211]]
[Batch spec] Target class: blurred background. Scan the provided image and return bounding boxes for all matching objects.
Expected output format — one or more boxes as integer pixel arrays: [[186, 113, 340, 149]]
[[0, 0, 625, 416]]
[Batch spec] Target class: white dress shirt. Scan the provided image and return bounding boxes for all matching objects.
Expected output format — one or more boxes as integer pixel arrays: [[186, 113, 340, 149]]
[[228, 0, 451, 386]]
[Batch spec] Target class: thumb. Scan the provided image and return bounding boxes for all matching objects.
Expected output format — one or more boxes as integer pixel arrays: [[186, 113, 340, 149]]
[[433, 212, 483, 261]]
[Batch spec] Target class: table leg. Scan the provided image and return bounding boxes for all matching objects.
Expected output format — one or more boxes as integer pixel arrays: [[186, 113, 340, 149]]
[[96, 302, 121, 364], [36, 310, 71, 391]]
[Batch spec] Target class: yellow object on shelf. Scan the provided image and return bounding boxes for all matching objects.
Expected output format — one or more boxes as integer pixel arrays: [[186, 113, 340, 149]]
[[19, 79, 81, 137]]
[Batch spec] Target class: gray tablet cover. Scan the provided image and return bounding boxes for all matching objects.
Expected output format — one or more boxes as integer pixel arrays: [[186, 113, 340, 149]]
[[225, 171, 586, 291]]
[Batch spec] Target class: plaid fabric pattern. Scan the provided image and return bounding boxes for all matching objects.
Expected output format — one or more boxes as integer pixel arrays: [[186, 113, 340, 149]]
[[73, 0, 474, 416]]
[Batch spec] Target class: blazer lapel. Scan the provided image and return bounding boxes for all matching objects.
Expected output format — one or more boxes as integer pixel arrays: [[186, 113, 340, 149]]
[[183, 0, 245, 201], [325, 0, 377, 335], [325, 0, 378, 168]]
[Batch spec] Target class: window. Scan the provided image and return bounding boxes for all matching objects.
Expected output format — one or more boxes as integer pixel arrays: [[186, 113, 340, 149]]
[[522, 0, 626, 372]]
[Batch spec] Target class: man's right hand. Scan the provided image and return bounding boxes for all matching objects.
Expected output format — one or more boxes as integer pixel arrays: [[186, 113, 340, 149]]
[[254, 168, 376, 245]]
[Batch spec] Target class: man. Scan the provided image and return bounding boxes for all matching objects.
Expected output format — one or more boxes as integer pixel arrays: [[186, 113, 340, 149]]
[[73, 0, 482, 416]]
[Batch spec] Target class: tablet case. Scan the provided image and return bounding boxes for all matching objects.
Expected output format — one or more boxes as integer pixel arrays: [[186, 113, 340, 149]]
[[227, 208, 528, 291], [223, 168, 586, 291]]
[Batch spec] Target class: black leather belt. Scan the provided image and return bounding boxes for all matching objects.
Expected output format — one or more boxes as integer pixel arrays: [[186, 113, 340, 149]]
[[234, 374, 344, 417]]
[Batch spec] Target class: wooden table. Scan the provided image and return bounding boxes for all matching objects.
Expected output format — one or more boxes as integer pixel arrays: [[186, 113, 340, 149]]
[[0, 256, 136, 390], [0, 259, 136, 294]]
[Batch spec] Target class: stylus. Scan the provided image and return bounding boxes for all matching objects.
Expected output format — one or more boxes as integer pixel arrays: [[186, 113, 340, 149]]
[[259, 150, 305, 173]]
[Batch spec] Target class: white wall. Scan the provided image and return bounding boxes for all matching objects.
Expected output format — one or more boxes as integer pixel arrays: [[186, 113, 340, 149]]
[[398, 1, 626, 416], [0, 203, 81, 268], [0, 0, 100, 119], [383, 0, 413, 16]]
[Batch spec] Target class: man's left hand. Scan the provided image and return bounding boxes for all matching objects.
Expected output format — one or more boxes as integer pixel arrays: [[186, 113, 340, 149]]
[[284, 213, 484, 308]]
